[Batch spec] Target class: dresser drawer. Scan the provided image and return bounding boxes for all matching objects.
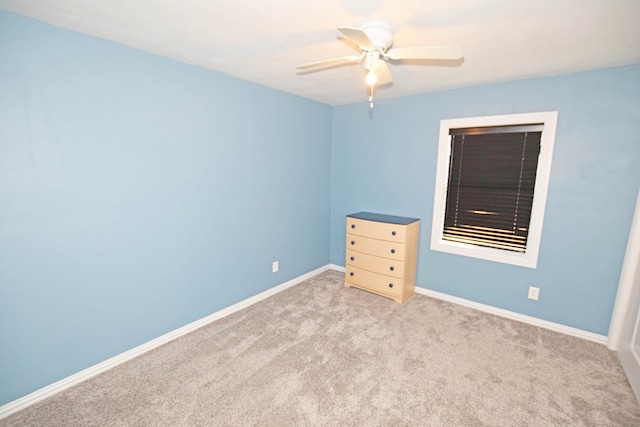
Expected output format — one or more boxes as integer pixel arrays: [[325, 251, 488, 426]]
[[345, 265, 402, 296], [346, 249, 405, 278], [345, 234, 405, 260], [346, 217, 407, 243]]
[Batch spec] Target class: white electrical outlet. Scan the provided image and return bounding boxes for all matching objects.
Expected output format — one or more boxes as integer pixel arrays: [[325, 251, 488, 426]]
[[272, 261, 279, 273], [528, 286, 540, 300]]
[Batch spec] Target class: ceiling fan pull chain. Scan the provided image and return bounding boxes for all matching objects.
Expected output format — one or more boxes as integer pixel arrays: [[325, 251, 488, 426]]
[[369, 85, 375, 109]]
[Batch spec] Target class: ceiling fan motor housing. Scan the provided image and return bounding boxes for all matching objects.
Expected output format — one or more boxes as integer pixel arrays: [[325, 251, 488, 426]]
[[360, 21, 396, 51]]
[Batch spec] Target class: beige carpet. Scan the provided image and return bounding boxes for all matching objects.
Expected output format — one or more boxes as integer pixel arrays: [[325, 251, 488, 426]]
[[3, 270, 639, 426]]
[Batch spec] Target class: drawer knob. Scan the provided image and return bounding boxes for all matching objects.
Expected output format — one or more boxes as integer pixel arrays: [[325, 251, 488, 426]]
[[351, 224, 356, 229], [390, 249, 395, 254], [350, 256, 355, 261], [350, 272, 354, 277], [388, 283, 394, 288], [390, 266, 395, 271], [350, 240, 355, 245], [392, 231, 397, 236]]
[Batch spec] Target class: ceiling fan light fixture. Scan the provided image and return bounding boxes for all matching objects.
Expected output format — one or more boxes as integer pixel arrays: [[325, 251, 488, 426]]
[[366, 68, 378, 86]]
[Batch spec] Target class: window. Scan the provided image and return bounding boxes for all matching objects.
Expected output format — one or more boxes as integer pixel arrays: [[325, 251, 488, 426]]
[[431, 112, 558, 268]]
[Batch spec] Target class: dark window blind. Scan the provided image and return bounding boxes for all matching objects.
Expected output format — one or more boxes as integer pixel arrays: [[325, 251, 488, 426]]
[[443, 124, 543, 253]]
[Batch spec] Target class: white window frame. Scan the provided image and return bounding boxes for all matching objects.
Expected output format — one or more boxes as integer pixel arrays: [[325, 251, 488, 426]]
[[430, 111, 558, 269]]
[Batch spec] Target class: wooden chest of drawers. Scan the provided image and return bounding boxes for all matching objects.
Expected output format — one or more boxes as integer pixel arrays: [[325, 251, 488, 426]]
[[344, 212, 420, 304]]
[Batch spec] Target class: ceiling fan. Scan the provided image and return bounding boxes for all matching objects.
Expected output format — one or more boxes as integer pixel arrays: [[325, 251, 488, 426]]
[[296, 21, 464, 107]]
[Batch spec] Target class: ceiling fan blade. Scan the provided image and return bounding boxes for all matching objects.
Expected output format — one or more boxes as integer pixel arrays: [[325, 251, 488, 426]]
[[338, 26, 376, 51], [296, 54, 364, 70], [376, 61, 393, 85], [387, 45, 464, 61]]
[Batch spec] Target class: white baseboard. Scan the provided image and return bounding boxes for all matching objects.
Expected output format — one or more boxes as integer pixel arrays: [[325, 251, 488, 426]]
[[1, 264, 607, 419], [330, 263, 345, 272], [332, 263, 605, 344], [414, 286, 608, 345], [0, 264, 333, 420], [330, 263, 604, 343]]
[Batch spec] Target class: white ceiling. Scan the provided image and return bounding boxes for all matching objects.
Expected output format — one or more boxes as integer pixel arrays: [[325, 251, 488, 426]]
[[1, 0, 639, 106]]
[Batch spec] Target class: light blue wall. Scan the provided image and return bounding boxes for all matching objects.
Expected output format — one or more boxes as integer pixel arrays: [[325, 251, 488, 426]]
[[331, 64, 640, 336], [0, 11, 332, 405]]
